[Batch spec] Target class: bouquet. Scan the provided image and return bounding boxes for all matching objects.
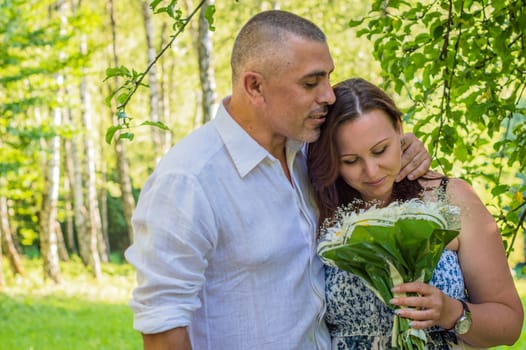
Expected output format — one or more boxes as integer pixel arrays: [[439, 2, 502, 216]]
[[318, 198, 461, 350]]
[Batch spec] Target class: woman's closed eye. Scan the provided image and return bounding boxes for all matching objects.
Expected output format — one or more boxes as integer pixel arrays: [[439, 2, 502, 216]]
[[372, 145, 388, 155], [341, 157, 358, 165]]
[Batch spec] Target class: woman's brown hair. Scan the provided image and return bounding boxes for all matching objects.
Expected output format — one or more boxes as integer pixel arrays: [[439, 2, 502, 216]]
[[307, 78, 426, 224]]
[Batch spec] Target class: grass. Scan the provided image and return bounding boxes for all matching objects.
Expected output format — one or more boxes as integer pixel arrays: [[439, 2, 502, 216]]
[[1, 257, 525, 349], [0, 257, 142, 350]]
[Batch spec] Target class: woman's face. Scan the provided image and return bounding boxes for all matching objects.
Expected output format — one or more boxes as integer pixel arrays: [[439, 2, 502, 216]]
[[336, 109, 403, 203]]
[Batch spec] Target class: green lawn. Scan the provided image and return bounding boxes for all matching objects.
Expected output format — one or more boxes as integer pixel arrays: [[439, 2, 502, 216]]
[[1, 258, 525, 349], [0, 258, 142, 350]]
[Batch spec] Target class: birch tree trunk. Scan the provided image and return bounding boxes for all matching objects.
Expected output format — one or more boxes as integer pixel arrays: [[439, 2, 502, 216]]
[[197, 0, 217, 124], [79, 31, 106, 273], [158, 22, 173, 150], [108, 0, 136, 244], [64, 124, 90, 263], [40, 103, 62, 283], [54, 220, 69, 261], [61, 146, 76, 254], [39, 1, 71, 283], [142, 0, 163, 162], [98, 84, 110, 259]]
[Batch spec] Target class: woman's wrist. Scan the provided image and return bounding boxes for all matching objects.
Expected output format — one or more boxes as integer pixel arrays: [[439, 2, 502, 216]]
[[442, 297, 464, 330]]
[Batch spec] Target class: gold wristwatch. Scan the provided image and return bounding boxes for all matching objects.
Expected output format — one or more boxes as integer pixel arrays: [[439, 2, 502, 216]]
[[454, 299, 472, 335]]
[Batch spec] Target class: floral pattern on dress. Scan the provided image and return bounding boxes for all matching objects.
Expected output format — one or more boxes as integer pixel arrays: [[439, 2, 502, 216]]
[[325, 249, 465, 350]]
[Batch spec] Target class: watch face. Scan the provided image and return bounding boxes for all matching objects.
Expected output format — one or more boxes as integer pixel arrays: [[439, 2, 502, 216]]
[[455, 314, 472, 335]]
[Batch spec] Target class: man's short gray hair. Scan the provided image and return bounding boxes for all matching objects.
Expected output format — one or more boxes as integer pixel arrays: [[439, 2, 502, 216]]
[[231, 10, 327, 82]]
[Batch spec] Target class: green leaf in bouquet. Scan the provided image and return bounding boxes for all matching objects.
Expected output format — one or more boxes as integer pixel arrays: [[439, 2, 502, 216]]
[[323, 243, 394, 304], [347, 225, 410, 267], [414, 228, 459, 282], [395, 218, 459, 282]]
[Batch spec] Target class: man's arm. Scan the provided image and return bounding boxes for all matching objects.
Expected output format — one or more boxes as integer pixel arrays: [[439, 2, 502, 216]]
[[396, 132, 431, 182], [143, 327, 192, 350]]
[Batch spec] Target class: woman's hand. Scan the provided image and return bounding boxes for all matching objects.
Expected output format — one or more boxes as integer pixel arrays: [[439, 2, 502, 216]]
[[390, 282, 462, 330]]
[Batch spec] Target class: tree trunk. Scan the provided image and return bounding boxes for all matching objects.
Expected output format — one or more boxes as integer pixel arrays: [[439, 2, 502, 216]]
[[98, 85, 110, 260], [142, 0, 163, 162], [114, 142, 136, 245], [99, 157, 109, 260], [54, 220, 69, 262], [65, 126, 90, 264], [108, 0, 136, 244], [39, 104, 62, 283], [61, 142, 77, 254], [0, 194, 26, 277], [80, 32, 105, 274], [39, 0, 72, 283], [197, 0, 217, 124], [158, 22, 173, 151]]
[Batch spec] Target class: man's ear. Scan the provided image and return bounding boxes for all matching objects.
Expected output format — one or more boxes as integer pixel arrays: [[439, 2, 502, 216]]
[[243, 72, 265, 105]]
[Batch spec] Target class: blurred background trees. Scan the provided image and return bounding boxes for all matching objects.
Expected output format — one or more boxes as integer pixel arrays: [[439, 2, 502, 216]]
[[0, 0, 524, 284]]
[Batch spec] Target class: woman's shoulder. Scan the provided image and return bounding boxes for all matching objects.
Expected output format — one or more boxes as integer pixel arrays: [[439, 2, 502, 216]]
[[416, 171, 447, 199], [442, 178, 479, 203], [417, 173, 473, 195], [438, 178, 495, 224]]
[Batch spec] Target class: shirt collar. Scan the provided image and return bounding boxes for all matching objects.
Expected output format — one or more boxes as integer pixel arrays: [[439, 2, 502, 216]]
[[214, 99, 305, 178]]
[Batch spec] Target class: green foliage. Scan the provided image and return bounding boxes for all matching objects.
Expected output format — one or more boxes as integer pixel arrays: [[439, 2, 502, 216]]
[[0, 0, 96, 250], [349, 0, 526, 255], [104, 0, 209, 143], [3, 0, 525, 266]]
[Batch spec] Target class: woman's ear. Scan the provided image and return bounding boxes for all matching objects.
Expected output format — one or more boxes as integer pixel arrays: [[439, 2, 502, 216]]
[[398, 122, 405, 149], [398, 121, 404, 136]]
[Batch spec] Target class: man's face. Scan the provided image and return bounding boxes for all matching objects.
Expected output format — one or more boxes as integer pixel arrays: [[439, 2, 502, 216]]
[[260, 36, 336, 143]]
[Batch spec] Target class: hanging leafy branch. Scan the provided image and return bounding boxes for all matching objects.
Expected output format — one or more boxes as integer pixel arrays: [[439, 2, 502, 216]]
[[104, 0, 214, 143], [348, 0, 526, 256]]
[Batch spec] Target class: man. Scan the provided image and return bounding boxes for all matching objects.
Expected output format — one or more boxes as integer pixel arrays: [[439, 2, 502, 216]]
[[125, 10, 431, 350]]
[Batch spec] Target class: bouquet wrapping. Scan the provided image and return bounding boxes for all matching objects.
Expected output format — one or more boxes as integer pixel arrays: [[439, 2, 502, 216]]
[[318, 198, 461, 349]]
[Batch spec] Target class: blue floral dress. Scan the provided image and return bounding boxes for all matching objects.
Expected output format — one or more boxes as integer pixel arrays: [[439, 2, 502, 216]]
[[325, 249, 466, 349]]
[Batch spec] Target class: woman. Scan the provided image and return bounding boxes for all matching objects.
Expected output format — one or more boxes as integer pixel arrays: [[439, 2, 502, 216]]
[[307, 78, 523, 349]]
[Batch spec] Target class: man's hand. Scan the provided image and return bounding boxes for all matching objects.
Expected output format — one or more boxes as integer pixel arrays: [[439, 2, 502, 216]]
[[397, 132, 431, 182]]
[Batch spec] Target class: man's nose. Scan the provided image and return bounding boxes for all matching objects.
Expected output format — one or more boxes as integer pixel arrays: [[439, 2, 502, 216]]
[[319, 79, 336, 106]]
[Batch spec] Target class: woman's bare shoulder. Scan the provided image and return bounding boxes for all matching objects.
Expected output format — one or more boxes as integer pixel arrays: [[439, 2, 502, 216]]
[[416, 170, 445, 190]]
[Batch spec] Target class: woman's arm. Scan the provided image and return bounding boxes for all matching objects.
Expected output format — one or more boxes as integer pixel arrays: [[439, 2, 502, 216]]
[[391, 178, 523, 346], [448, 178, 523, 346]]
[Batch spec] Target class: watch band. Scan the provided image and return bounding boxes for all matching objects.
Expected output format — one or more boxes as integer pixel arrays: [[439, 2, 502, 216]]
[[458, 299, 470, 314], [447, 299, 470, 331], [453, 299, 472, 335]]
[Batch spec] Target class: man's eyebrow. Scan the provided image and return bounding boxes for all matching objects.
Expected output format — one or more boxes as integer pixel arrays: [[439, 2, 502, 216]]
[[301, 70, 330, 79]]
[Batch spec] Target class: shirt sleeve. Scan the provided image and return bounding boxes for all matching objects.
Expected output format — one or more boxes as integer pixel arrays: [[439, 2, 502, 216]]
[[125, 171, 216, 334]]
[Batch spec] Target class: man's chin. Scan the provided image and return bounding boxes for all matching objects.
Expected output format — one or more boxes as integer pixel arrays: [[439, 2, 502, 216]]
[[305, 131, 321, 144]]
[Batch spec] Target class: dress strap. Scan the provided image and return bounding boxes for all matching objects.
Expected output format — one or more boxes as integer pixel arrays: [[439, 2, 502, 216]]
[[438, 177, 449, 201]]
